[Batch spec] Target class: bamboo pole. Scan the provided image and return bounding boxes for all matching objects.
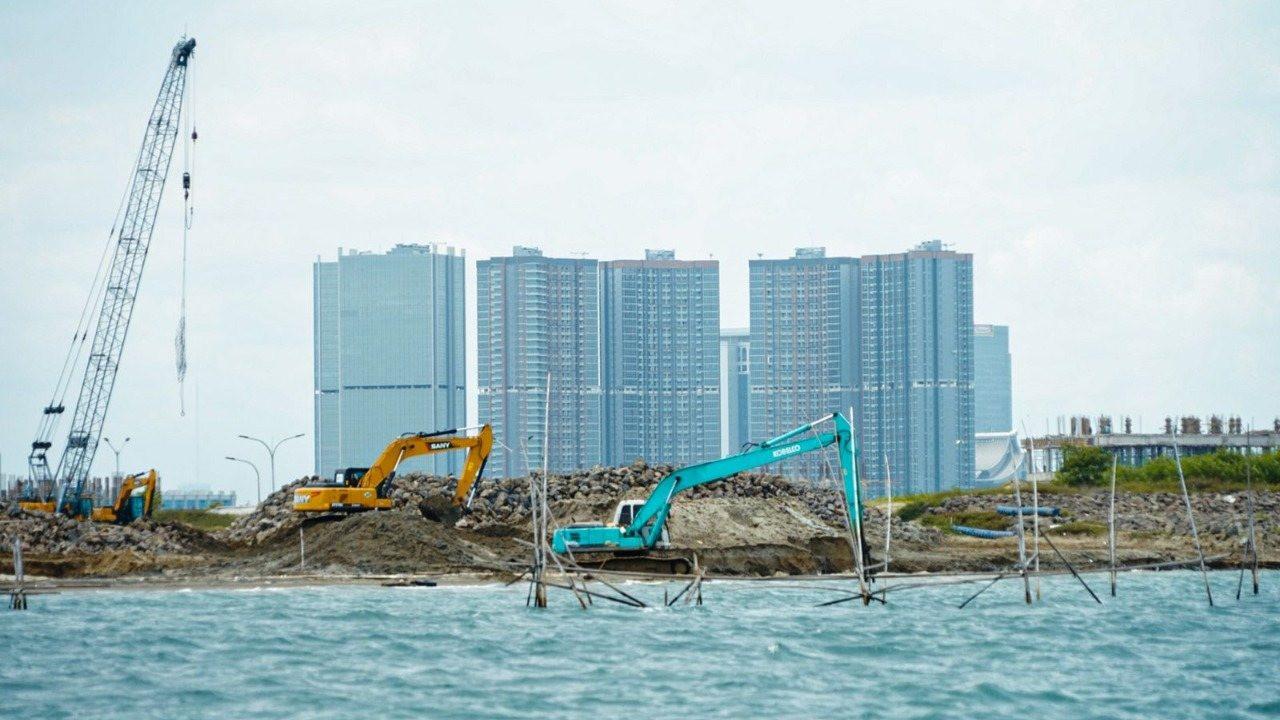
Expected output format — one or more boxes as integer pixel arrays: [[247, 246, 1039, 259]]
[[883, 454, 892, 592], [1025, 428, 1041, 601], [1010, 469, 1031, 605], [1040, 532, 1101, 604], [1171, 432, 1213, 607], [1244, 430, 1260, 595], [530, 371, 553, 608], [1109, 454, 1118, 597], [9, 537, 26, 611]]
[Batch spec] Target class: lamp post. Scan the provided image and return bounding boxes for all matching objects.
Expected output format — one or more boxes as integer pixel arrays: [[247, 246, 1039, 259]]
[[103, 436, 131, 480], [238, 433, 305, 495], [225, 456, 262, 506]]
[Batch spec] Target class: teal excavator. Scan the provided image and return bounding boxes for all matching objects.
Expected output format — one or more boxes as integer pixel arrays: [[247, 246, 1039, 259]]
[[551, 412, 867, 569]]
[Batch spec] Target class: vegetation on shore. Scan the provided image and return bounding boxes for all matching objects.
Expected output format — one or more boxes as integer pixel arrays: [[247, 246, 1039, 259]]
[[152, 509, 236, 531], [1058, 446, 1280, 491]]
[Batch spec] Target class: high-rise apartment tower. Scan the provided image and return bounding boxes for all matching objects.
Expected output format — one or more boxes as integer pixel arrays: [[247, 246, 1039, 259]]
[[748, 248, 859, 480], [313, 244, 466, 477], [973, 324, 1012, 433], [859, 241, 974, 496], [601, 250, 720, 466], [477, 247, 602, 477]]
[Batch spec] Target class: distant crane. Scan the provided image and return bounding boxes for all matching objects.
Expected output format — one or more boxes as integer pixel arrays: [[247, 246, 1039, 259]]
[[25, 38, 196, 518]]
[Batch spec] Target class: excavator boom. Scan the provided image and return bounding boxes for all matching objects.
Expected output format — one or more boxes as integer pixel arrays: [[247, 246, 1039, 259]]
[[90, 469, 158, 524], [293, 425, 493, 512]]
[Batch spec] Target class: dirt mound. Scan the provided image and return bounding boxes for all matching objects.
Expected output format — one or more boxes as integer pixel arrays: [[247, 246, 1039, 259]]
[[221, 511, 524, 576]]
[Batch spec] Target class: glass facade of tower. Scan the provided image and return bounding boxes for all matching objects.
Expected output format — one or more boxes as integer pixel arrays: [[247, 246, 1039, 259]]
[[477, 247, 602, 477], [601, 251, 720, 467], [720, 328, 750, 456], [748, 248, 859, 480], [313, 244, 466, 477], [973, 324, 1012, 433], [859, 241, 974, 496]]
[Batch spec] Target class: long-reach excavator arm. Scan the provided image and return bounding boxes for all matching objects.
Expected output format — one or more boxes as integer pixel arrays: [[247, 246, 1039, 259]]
[[552, 412, 863, 554], [293, 425, 493, 513]]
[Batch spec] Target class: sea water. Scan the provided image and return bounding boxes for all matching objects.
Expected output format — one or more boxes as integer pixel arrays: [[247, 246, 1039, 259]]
[[1, 571, 1277, 719]]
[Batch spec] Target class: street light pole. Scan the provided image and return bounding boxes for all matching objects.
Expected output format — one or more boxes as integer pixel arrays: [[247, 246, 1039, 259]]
[[103, 436, 131, 480], [226, 456, 262, 506], [238, 433, 305, 495]]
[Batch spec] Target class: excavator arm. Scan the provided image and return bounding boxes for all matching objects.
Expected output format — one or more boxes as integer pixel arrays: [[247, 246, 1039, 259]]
[[552, 412, 863, 553], [294, 425, 493, 513], [90, 469, 157, 524]]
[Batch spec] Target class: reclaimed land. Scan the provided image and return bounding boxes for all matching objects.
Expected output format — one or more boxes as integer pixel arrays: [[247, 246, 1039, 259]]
[[2, 458, 1276, 588]]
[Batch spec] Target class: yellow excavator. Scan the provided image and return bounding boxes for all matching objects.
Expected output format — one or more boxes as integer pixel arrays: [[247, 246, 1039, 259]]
[[91, 469, 159, 524], [16, 470, 158, 522], [293, 425, 493, 513]]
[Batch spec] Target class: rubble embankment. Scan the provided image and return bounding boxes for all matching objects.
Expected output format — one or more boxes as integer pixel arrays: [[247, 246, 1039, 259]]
[[3, 463, 1274, 580]]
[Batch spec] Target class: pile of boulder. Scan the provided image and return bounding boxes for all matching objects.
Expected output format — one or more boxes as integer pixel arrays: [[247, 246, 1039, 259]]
[[0, 505, 214, 555], [216, 480, 310, 545], [925, 490, 1278, 543], [217, 461, 943, 548]]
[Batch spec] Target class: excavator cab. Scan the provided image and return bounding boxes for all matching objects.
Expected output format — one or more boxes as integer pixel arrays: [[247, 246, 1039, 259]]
[[336, 468, 367, 488], [335, 467, 394, 497]]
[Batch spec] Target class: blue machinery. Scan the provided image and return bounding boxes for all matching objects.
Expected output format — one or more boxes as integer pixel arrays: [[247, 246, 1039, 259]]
[[552, 412, 863, 555]]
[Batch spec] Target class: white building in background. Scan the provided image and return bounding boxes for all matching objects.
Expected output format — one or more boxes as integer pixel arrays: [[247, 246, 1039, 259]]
[[973, 430, 1026, 488]]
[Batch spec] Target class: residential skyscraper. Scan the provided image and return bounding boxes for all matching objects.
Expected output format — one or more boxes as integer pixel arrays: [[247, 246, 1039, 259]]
[[859, 240, 974, 496], [748, 248, 859, 480], [720, 328, 750, 456], [313, 244, 466, 477], [973, 324, 1012, 433], [601, 250, 720, 466], [477, 247, 602, 477]]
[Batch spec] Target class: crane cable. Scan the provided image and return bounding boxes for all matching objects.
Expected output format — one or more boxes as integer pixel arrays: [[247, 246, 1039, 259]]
[[32, 115, 145, 448], [176, 58, 196, 416]]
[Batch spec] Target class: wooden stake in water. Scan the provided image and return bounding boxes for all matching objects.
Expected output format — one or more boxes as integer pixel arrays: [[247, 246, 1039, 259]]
[[1029, 445, 1041, 602], [883, 454, 892, 590], [1243, 430, 1260, 596], [10, 537, 27, 611], [1109, 454, 1118, 597], [1171, 433, 1213, 607], [1011, 469, 1031, 605]]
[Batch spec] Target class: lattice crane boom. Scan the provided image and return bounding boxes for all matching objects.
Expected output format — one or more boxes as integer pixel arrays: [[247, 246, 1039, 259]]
[[27, 38, 195, 513]]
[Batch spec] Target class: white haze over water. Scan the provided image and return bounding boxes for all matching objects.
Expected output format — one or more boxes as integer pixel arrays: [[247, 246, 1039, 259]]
[[0, 2, 1277, 501]]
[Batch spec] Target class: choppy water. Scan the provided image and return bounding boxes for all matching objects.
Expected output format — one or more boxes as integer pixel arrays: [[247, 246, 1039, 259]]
[[2, 571, 1277, 719]]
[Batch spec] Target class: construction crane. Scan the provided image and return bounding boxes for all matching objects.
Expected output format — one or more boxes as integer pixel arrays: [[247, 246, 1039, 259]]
[[551, 412, 867, 573], [24, 38, 196, 517]]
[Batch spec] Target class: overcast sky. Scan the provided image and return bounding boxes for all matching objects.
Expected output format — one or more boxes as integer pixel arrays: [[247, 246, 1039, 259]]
[[1, 2, 1276, 503]]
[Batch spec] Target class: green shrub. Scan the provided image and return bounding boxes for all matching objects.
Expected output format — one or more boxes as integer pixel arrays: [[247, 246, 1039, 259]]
[[921, 510, 1009, 532], [1057, 445, 1113, 487], [1047, 521, 1106, 537], [152, 509, 234, 531]]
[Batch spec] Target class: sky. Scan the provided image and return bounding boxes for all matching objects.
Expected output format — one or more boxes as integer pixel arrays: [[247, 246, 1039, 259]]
[[1, 1, 1277, 504]]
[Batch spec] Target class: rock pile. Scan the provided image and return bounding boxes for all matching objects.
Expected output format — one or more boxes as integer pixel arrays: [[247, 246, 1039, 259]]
[[926, 490, 1278, 543], [219, 461, 942, 549], [217, 480, 310, 545], [0, 507, 217, 555]]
